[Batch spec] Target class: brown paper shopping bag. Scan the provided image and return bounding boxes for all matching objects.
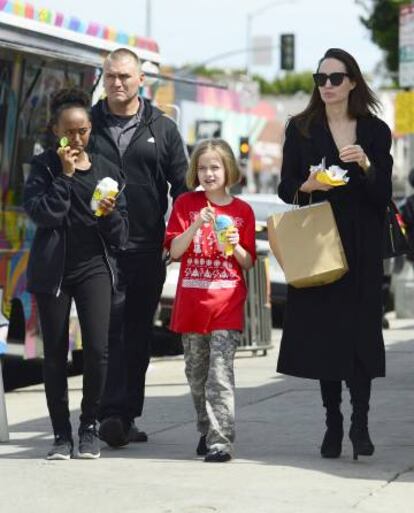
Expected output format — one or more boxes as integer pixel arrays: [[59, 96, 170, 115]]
[[267, 201, 348, 288]]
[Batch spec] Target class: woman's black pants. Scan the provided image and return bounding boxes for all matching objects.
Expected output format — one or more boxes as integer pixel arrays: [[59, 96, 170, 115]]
[[36, 273, 112, 438]]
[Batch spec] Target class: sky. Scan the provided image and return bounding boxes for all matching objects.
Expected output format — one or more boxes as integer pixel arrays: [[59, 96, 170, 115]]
[[30, 0, 384, 79]]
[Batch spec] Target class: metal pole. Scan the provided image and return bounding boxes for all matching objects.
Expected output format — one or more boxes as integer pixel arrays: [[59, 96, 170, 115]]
[[0, 359, 9, 442], [146, 0, 152, 38], [246, 13, 252, 76], [246, 0, 297, 76]]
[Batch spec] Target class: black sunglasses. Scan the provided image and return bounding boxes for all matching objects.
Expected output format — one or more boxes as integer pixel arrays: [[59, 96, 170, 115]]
[[313, 72, 350, 87]]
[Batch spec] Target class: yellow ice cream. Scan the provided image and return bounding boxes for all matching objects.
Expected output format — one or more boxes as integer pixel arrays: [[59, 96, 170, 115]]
[[91, 177, 119, 217], [316, 170, 347, 187]]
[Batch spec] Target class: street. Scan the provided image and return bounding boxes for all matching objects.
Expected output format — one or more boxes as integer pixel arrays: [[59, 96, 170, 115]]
[[0, 317, 413, 513]]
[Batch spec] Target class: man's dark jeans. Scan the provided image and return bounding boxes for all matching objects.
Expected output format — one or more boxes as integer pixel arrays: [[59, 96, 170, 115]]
[[98, 251, 166, 424]]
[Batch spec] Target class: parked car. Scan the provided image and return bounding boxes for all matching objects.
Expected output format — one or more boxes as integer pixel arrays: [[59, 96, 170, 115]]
[[157, 193, 290, 330]]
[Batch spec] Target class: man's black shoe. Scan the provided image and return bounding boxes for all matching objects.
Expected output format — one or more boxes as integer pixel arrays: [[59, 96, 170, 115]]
[[204, 449, 232, 463], [98, 416, 129, 448], [127, 422, 148, 443]]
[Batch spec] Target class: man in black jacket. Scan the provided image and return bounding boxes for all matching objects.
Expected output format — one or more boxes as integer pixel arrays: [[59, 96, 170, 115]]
[[89, 48, 188, 447]]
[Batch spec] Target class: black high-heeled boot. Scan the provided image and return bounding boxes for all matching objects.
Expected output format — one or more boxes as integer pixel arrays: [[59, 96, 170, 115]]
[[347, 374, 375, 461], [320, 380, 343, 458], [349, 421, 374, 461]]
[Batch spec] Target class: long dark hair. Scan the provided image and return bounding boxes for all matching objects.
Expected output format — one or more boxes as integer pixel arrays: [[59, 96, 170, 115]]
[[292, 48, 381, 137]]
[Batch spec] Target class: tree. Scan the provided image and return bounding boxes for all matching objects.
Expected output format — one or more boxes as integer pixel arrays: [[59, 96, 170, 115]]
[[357, 0, 408, 74], [180, 64, 314, 95], [253, 72, 314, 95]]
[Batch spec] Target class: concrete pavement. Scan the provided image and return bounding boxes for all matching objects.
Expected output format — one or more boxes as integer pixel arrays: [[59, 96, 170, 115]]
[[0, 316, 413, 513]]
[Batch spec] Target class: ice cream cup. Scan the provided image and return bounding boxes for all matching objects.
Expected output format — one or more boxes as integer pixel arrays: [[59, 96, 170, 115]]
[[214, 214, 235, 256], [91, 177, 119, 217]]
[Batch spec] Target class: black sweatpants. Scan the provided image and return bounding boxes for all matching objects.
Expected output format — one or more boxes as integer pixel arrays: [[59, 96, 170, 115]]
[[98, 251, 166, 423], [36, 272, 112, 438]]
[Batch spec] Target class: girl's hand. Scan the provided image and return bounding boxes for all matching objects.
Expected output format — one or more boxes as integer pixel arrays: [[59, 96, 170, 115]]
[[195, 206, 216, 228], [339, 144, 369, 171], [226, 226, 240, 247], [300, 171, 333, 193], [57, 146, 78, 177], [98, 197, 116, 217]]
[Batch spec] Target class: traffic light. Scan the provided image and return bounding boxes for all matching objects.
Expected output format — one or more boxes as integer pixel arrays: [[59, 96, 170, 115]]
[[239, 136, 250, 162], [280, 33, 295, 71]]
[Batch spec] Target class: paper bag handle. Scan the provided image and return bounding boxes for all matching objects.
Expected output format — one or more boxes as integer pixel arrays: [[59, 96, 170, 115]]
[[293, 190, 313, 207]]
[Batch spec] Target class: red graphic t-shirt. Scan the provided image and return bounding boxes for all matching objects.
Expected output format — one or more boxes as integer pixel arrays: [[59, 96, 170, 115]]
[[164, 191, 256, 334]]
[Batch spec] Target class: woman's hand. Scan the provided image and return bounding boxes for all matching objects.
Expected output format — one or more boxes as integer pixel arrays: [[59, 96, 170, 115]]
[[98, 197, 116, 216], [339, 144, 370, 171], [195, 205, 216, 228], [300, 171, 333, 193], [57, 146, 78, 177]]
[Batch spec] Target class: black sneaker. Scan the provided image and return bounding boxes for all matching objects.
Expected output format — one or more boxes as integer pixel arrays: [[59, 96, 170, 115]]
[[204, 449, 232, 463], [78, 425, 100, 459], [127, 422, 148, 443], [46, 435, 73, 461], [98, 416, 129, 448], [196, 435, 207, 456]]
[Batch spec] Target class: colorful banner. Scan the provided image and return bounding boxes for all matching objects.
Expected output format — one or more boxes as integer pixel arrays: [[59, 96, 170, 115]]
[[0, 0, 159, 52], [395, 91, 414, 135]]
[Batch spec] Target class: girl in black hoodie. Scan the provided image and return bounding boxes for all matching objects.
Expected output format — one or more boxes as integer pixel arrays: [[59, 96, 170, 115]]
[[23, 88, 128, 460]]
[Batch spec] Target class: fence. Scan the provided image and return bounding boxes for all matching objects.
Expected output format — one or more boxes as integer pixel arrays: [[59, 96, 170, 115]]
[[0, 358, 9, 442], [239, 252, 273, 355]]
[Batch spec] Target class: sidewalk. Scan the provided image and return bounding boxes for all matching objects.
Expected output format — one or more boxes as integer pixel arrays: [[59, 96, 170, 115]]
[[1, 318, 413, 513]]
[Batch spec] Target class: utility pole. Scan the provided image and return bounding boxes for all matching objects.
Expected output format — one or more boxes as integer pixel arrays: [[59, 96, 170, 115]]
[[398, 3, 414, 192], [146, 0, 152, 38], [244, 0, 298, 192], [245, 0, 297, 77]]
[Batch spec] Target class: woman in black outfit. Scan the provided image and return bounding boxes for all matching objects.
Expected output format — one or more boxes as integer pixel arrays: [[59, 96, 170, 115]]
[[277, 49, 393, 460], [24, 88, 128, 460]]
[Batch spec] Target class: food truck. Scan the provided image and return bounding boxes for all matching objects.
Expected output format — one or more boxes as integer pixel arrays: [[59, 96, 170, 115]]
[[0, 1, 161, 359]]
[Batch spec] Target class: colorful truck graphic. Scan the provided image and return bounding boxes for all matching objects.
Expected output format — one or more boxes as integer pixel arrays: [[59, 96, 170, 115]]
[[0, 1, 160, 358]]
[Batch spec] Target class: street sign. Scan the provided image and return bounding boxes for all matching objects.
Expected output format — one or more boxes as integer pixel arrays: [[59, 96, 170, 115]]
[[395, 91, 414, 134], [399, 4, 414, 88], [252, 36, 272, 66], [195, 120, 222, 140]]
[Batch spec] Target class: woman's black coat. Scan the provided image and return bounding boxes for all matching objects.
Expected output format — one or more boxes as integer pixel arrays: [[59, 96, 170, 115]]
[[277, 115, 393, 380], [23, 150, 129, 296]]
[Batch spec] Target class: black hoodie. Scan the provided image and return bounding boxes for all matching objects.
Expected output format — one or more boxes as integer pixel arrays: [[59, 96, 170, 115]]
[[89, 98, 188, 253], [23, 150, 128, 295]]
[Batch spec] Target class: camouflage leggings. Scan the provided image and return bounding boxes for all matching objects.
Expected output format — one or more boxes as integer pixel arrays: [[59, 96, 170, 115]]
[[182, 330, 240, 454]]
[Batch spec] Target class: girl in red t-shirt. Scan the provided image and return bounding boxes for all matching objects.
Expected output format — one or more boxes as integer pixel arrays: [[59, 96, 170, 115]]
[[165, 139, 256, 463]]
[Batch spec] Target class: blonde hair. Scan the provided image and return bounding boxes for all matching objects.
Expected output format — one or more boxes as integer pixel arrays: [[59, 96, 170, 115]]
[[186, 139, 241, 190]]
